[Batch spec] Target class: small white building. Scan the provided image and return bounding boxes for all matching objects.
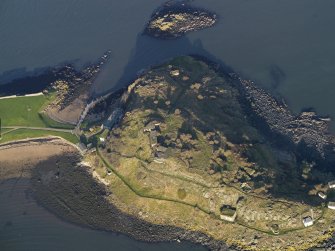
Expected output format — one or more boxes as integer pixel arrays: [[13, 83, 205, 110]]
[[328, 201, 335, 210], [303, 216, 314, 227], [220, 212, 237, 222], [170, 69, 180, 77], [328, 181, 335, 189], [318, 191, 327, 200], [99, 137, 105, 143]]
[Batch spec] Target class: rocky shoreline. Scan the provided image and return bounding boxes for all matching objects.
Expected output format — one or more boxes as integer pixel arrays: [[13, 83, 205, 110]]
[[0, 52, 110, 98], [3, 55, 335, 250], [188, 55, 335, 173], [312, 237, 335, 250], [30, 156, 234, 251], [0, 134, 331, 251], [73, 55, 335, 250], [40, 51, 111, 125], [235, 76, 335, 167], [144, 1, 217, 39], [0, 136, 235, 251]]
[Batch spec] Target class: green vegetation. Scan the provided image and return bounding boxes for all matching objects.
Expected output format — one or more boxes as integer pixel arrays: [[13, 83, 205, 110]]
[[0, 95, 46, 126], [0, 94, 77, 144], [97, 149, 211, 214], [0, 95, 74, 129], [0, 128, 79, 144], [1, 128, 13, 134], [92, 56, 334, 251], [38, 113, 74, 129]]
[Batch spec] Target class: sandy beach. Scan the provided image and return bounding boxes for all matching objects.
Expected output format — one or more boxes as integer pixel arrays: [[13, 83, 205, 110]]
[[0, 137, 80, 181]]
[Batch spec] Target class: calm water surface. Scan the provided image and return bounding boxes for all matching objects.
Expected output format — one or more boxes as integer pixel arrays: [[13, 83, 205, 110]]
[[1, 0, 335, 117], [1, 0, 335, 249]]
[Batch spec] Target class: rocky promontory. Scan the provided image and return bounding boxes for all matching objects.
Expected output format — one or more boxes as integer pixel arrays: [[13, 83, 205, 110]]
[[145, 2, 217, 39], [77, 56, 335, 250], [5, 56, 335, 251], [43, 51, 111, 125], [234, 74, 335, 169]]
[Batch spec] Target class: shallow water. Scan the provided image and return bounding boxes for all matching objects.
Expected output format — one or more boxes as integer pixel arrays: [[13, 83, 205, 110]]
[[1, 0, 335, 118]]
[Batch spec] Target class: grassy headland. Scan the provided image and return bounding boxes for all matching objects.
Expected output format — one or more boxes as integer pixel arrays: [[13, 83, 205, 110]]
[[85, 56, 335, 250]]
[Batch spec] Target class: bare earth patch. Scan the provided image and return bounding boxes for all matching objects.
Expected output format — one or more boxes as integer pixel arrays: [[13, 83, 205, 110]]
[[45, 93, 88, 125], [0, 137, 80, 180]]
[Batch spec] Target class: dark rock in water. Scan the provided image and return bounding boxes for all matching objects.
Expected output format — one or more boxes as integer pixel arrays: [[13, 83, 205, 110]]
[[144, 2, 217, 39], [0, 51, 111, 97], [233, 73, 335, 170]]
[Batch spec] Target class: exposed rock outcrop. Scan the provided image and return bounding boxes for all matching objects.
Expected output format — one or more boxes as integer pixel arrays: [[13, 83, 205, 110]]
[[145, 2, 217, 39]]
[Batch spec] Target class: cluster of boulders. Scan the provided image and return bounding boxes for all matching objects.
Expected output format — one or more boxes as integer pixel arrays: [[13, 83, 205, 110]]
[[236, 76, 335, 165], [314, 236, 335, 250], [48, 51, 111, 110]]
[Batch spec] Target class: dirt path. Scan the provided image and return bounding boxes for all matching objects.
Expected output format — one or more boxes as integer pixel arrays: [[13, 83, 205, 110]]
[[2, 126, 73, 133]]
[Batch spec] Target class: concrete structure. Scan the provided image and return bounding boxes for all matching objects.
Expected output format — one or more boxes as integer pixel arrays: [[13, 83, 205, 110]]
[[270, 224, 280, 235], [143, 121, 160, 132], [170, 69, 180, 77], [328, 202, 335, 210], [318, 191, 327, 200], [303, 216, 314, 227], [328, 181, 335, 189], [220, 212, 237, 222], [220, 205, 237, 222]]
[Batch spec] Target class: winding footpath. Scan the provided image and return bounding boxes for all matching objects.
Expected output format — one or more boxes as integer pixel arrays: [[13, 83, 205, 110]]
[[96, 148, 326, 236]]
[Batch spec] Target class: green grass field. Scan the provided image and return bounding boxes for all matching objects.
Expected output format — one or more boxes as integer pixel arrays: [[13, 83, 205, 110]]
[[1, 128, 13, 134], [0, 128, 79, 144], [0, 95, 74, 129], [0, 94, 78, 144]]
